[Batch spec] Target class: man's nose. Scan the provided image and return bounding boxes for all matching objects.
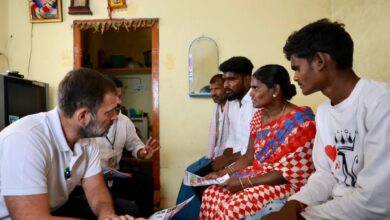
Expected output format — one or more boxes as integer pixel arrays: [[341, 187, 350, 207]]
[[249, 89, 254, 98], [293, 72, 299, 82]]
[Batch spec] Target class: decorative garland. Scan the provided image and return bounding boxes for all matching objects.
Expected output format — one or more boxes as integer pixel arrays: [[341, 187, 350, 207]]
[[29, 0, 57, 19], [74, 19, 157, 34]]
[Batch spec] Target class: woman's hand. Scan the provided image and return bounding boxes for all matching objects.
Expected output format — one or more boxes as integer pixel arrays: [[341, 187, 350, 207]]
[[204, 171, 220, 179], [220, 177, 244, 193], [204, 168, 229, 179]]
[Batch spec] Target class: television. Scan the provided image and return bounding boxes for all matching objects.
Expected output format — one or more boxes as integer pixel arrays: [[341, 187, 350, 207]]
[[0, 74, 49, 130]]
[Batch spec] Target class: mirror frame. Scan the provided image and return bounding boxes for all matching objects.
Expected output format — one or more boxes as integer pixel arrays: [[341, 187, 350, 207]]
[[188, 35, 219, 98]]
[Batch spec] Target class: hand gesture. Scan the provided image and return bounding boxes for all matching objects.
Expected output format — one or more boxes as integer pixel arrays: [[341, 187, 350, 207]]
[[138, 137, 161, 160]]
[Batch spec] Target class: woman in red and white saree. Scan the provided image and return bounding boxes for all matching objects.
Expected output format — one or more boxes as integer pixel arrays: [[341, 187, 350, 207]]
[[199, 65, 316, 220]]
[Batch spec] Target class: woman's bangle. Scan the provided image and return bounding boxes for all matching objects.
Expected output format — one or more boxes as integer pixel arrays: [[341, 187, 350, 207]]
[[226, 164, 234, 174], [246, 176, 253, 187], [238, 177, 245, 189]]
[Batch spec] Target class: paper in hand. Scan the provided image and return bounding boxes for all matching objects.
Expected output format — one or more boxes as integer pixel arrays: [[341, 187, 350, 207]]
[[102, 168, 132, 179], [183, 171, 229, 186], [148, 195, 195, 220]]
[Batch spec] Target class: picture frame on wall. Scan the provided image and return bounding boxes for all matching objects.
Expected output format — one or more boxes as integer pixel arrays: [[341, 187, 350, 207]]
[[108, 0, 127, 9], [68, 0, 92, 15], [29, 0, 63, 23]]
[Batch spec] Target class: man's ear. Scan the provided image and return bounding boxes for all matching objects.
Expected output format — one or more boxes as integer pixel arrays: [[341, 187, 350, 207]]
[[313, 52, 331, 71], [243, 75, 252, 88], [74, 107, 91, 127]]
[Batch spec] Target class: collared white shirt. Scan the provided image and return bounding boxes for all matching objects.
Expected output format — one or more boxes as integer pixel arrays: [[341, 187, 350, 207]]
[[94, 113, 145, 169], [0, 108, 101, 219], [225, 91, 256, 155]]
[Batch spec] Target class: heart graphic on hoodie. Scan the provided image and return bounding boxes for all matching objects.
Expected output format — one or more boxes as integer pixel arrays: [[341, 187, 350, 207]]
[[325, 145, 337, 161]]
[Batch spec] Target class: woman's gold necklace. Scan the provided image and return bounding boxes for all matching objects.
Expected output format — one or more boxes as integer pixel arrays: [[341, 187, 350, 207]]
[[263, 102, 287, 125]]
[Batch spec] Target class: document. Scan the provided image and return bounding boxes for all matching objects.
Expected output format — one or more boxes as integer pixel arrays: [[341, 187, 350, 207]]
[[183, 171, 229, 187], [149, 195, 195, 220], [102, 168, 132, 179]]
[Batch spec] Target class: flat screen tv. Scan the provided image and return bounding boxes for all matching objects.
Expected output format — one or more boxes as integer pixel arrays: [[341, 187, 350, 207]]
[[0, 74, 49, 130]]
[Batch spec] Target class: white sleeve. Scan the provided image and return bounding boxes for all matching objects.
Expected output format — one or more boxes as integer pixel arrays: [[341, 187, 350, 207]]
[[83, 142, 102, 179], [301, 92, 390, 219], [0, 134, 48, 196], [123, 118, 145, 158]]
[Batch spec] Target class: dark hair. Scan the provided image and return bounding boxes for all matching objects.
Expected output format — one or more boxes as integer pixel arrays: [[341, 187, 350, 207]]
[[58, 68, 117, 118], [219, 56, 254, 76], [253, 64, 297, 100], [283, 18, 354, 70], [209, 74, 224, 84], [108, 75, 123, 88]]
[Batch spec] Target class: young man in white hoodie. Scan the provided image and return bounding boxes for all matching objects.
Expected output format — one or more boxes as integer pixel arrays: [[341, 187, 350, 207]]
[[265, 19, 390, 220]]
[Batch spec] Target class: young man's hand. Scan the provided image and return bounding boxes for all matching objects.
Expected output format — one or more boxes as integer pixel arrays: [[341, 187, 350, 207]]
[[211, 155, 230, 171], [263, 200, 303, 220]]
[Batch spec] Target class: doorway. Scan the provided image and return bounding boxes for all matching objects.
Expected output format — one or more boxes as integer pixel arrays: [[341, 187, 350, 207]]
[[73, 18, 160, 206]]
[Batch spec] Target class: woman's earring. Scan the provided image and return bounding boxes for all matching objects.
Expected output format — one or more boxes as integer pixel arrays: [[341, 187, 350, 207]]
[[273, 94, 277, 98]]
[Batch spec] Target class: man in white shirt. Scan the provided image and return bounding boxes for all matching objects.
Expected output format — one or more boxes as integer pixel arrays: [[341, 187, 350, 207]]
[[0, 68, 144, 220], [265, 19, 390, 220], [214, 56, 256, 169], [95, 76, 160, 218]]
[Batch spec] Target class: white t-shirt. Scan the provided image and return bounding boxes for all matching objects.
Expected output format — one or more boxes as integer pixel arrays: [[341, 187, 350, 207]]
[[290, 79, 390, 219], [0, 108, 101, 219], [225, 91, 256, 155], [94, 113, 145, 169]]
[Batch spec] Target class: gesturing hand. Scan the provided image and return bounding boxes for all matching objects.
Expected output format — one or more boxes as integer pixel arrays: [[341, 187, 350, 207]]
[[138, 137, 161, 160]]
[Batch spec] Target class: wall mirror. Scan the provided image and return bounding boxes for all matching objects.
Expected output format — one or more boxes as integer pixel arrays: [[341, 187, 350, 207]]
[[188, 35, 219, 97]]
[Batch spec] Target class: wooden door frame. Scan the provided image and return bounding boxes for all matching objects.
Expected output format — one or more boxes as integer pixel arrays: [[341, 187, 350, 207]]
[[73, 19, 160, 206]]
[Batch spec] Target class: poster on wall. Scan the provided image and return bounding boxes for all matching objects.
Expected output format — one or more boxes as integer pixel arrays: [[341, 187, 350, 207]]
[[29, 0, 63, 23]]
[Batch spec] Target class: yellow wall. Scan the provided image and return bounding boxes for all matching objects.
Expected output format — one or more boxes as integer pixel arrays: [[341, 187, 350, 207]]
[[2, 0, 389, 208], [0, 0, 8, 71], [331, 0, 390, 83]]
